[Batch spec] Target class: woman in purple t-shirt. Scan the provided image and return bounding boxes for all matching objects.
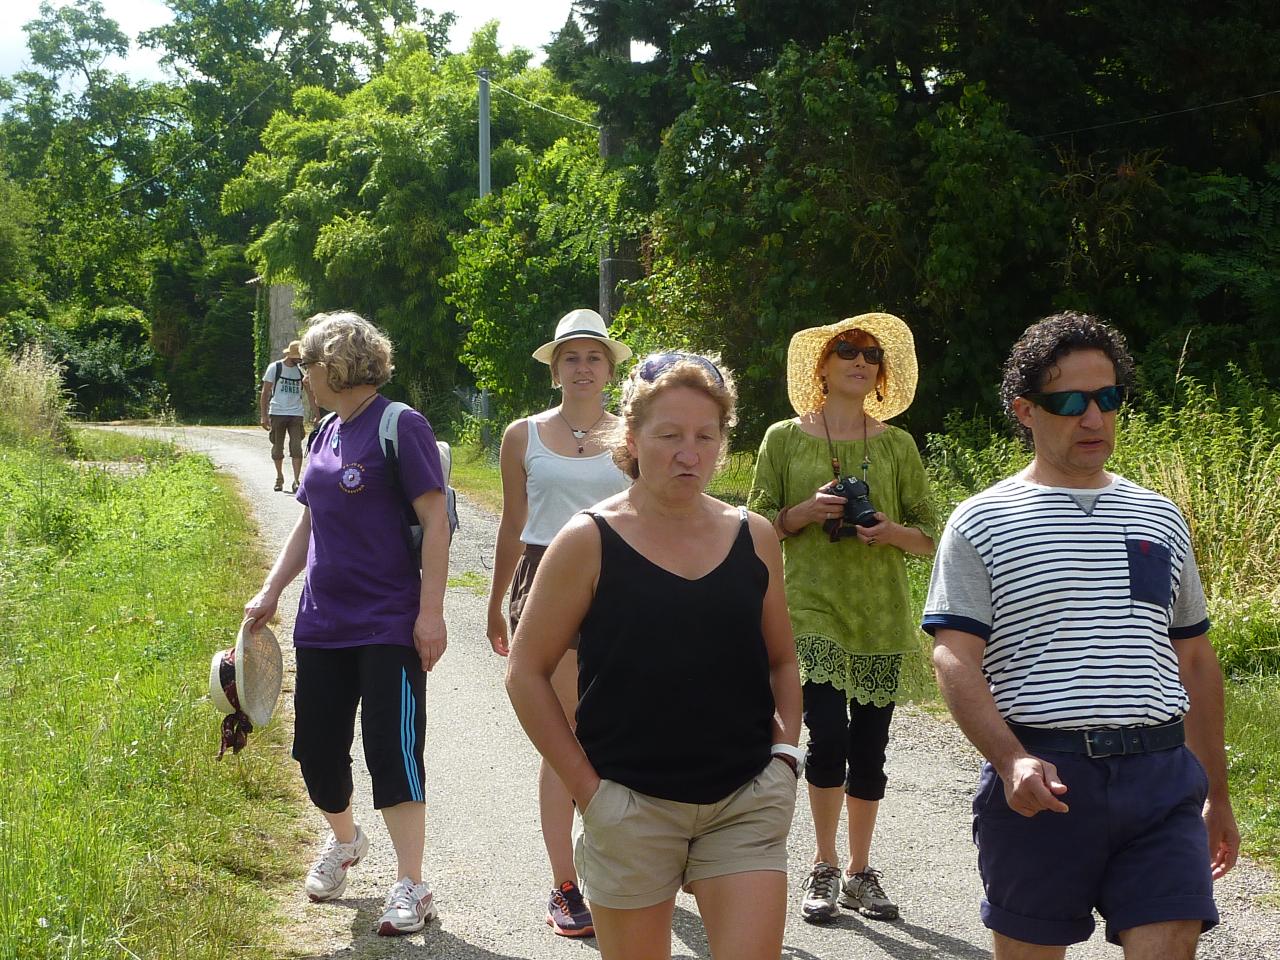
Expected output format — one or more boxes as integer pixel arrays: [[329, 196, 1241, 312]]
[[244, 311, 449, 937]]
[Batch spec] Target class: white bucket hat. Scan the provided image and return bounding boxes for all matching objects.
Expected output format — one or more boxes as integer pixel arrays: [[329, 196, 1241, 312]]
[[209, 620, 283, 758], [531, 308, 632, 365]]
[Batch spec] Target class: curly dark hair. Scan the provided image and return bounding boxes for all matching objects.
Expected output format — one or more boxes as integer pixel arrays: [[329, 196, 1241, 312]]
[[1000, 311, 1136, 445]]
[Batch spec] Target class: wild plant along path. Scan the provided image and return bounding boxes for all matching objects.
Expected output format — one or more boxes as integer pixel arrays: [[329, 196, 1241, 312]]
[[113, 424, 1280, 959]]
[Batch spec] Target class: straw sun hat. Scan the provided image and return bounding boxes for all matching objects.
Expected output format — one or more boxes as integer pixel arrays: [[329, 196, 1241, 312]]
[[531, 309, 632, 365], [786, 313, 918, 421], [209, 619, 283, 758], [281, 340, 302, 360]]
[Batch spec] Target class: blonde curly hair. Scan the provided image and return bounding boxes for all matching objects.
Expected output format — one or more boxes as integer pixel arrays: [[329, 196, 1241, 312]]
[[300, 311, 394, 392]]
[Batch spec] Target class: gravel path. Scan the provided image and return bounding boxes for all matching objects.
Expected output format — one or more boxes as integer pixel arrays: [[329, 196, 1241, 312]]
[[106, 424, 1280, 958]]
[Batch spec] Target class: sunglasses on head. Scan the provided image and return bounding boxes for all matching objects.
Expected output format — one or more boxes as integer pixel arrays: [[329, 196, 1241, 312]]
[[831, 342, 884, 364], [1024, 384, 1126, 416], [635, 351, 725, 386]]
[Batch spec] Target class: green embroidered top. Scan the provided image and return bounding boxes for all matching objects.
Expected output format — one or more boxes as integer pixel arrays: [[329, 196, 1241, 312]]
[[748, 420, 937, 700]]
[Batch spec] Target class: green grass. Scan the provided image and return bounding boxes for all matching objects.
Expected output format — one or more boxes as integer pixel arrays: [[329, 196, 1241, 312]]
[[1225, 677, 1280, 863], [448, 442, 504, 513], [70, 426, 179, 463], [0, 442, 305, 960], [447, 570, 489, 596]]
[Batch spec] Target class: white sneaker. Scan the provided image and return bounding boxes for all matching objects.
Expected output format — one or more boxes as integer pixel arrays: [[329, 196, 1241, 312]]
[[304, 826, 369, 902], [377, 876, 436, 936]]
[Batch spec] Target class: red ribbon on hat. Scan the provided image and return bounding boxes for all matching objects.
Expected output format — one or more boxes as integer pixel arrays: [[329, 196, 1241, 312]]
[[216, 647, 254, 760]]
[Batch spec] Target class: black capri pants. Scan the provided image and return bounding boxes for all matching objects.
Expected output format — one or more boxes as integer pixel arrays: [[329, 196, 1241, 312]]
[[293, 644, 426, 813], [802, 680, 895, 801]]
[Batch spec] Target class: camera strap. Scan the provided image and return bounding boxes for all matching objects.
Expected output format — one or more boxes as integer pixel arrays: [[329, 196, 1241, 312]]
[[820, 410, 871, 482]]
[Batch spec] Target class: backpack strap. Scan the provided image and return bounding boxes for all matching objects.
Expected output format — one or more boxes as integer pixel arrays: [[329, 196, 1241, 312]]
[[269, 360, 282, 395], [305, 411, 337, 456]]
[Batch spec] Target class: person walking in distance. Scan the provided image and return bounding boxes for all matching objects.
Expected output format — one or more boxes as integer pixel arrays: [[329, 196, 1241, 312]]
[[486, 309, 632, 937], [926, 312, 1238, 958], [260, 340, 313, 493], [749, 314, 936, 924]]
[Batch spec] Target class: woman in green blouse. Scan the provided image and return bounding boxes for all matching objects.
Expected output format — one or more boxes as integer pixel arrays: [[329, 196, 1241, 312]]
[[748, 313, 936, 926]]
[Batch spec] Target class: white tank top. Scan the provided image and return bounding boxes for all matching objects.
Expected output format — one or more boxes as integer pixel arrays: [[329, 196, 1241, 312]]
[[520, 419, 631, 546]]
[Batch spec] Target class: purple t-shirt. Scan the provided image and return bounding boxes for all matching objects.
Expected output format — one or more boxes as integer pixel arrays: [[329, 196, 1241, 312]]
[[294, 395, 444, 648]]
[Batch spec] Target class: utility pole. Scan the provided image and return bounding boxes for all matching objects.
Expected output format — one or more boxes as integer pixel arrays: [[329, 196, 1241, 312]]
[[595, 4, 641, 324], [477, 69, 492, 442], [478, 69, 491, 199]]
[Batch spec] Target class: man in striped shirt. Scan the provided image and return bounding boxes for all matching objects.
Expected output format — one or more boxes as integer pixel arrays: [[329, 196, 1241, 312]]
[[925, 313, 1238, 959]]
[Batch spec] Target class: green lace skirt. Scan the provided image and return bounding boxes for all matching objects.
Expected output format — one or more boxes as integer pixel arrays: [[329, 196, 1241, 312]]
[[796, 634, 902, 707]]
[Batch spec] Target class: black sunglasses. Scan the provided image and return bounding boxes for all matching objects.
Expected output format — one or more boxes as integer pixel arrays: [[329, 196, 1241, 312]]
[[297, 358, 321, 371], [832, 342, 884, 364], [635, 351, 725, 386], [1024, 384, 1126, 416]]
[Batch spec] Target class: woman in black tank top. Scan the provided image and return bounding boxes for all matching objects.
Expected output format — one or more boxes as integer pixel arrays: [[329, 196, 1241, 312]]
[[506, 353, 803, 960]]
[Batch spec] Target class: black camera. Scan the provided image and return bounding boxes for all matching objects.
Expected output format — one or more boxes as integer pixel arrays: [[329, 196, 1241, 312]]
[[824, 476, 878, 541]]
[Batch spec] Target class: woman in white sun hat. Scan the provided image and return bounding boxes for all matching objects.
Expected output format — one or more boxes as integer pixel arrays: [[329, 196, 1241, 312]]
[[485, 308, 633, 938], [748, 313, 937, 927]]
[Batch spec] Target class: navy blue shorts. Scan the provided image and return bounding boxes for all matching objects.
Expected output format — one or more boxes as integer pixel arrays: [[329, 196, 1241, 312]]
[[972, 745, 1218, 946]]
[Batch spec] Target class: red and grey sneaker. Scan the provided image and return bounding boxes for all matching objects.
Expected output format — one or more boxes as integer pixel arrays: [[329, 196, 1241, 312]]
[[545, 880, 594, 937], [304, 826, 369, 902], [377, 876, 436, 935]]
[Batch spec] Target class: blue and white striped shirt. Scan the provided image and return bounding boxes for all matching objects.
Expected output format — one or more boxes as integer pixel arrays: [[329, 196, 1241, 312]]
[[922, 475, 1209, 730]]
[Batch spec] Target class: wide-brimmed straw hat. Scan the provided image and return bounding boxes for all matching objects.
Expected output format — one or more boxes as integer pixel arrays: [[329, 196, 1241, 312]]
[[209, 620, 283, 758], [786, 313, 918, 420], [281, 340, 302, 360], [531, 309, 632, 365]]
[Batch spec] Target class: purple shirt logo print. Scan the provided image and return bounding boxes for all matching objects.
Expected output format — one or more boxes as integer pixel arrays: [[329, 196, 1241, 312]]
[[339, 463, 366, 494]]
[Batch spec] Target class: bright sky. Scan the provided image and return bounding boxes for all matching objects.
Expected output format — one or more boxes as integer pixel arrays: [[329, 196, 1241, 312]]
[[0, 0, 585, 82]]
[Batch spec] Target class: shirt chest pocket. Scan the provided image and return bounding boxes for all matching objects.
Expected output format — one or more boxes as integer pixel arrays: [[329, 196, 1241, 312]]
[[1126, 538, 1171, 608]]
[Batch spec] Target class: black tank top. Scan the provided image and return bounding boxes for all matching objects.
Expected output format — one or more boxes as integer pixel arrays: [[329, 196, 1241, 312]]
[[576, 507, 775, 804]]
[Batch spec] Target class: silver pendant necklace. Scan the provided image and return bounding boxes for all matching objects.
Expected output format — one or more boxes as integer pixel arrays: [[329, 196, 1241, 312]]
[[558, 408, 605, 455]]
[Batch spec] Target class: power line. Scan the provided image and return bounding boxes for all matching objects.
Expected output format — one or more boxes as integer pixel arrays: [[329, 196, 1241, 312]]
[[108, 30, 327, 201], [481, 75, 600, 131], [1035, 87, 1280, 140]]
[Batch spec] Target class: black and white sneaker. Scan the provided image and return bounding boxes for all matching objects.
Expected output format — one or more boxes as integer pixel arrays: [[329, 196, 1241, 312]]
[[800, 862, 842, 922], [840, 867, 899, 920]]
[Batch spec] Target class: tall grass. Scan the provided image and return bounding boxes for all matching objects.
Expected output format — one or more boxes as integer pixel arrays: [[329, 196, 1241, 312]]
[[927, 375, 1280, 676], [0, 351, 304, 959], [0, 345, 70, 447]]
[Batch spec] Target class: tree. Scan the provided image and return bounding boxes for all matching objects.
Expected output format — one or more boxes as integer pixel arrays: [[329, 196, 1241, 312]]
[[225, 24, 595, 402], [444, 137, 643, 417]]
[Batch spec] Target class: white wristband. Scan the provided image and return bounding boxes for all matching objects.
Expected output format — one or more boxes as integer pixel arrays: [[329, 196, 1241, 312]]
[[770, 743, 804, 762]]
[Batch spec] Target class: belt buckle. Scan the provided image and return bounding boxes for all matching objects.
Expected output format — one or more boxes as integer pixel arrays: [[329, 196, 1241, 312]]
[[1084, 729, 1124, 758]]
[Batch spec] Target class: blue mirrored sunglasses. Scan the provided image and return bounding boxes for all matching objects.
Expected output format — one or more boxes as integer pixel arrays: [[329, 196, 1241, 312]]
[[1024, 384, 1126, 416], [635, 351, 724, 386]]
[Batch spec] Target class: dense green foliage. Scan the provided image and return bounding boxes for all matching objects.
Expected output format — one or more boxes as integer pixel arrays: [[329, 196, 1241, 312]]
[[2, 1, 1278, 441], [548, 1, 1280, 444], [443, 135, 644, 417], [222, 26, 590, 403], [0, 0, 437, 418]]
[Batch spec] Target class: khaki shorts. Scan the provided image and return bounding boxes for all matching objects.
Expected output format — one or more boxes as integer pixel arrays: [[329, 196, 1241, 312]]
[[269, 415, 304, 459], [574, 759, 797, 910]]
